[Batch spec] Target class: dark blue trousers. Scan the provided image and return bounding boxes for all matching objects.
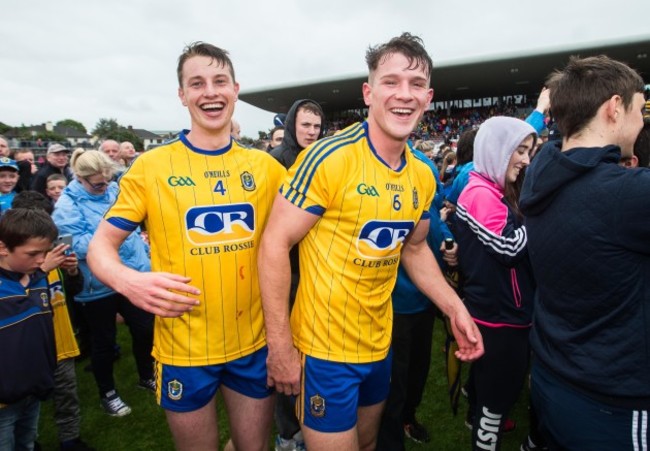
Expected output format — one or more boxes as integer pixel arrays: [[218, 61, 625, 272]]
[[531, 361, 648, 451]]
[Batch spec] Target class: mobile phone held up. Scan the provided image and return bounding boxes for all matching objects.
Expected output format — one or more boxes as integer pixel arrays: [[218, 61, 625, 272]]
[[54, 234, 73, 255]]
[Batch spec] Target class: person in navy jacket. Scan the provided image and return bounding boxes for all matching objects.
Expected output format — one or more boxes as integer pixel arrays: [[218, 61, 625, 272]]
[[520, 55, 649, 450]]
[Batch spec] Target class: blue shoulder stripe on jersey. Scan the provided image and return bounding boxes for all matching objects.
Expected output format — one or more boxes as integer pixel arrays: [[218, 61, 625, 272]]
[[288, 123, 363, 195], [0, 306, 48, 329], [305, 205, 325, 216], [283, 124, 360, 204], [106, 216, 140, 232], [179, 129, 233, 156], [286, 123, 366, 208], [295, 128, 366, 208]]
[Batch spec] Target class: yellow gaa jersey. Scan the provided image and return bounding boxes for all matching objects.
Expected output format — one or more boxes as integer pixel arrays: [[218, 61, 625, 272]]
[[283, 122, 435, 363], [105, 132, 286, 366], [48, 269, 80, 362]]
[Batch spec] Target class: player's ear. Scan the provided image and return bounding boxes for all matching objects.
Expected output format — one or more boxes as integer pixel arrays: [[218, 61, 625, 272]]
[[178, 87, 188, 107], [362, 82, 372, 107], [427, 88, 434, 105]]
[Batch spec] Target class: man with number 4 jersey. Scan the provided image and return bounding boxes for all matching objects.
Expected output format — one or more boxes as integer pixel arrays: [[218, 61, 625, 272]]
[[88, 42, 285, 451]]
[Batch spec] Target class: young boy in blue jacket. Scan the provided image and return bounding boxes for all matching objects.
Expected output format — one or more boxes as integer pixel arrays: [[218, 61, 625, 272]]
[[0, 208, 59, 450]]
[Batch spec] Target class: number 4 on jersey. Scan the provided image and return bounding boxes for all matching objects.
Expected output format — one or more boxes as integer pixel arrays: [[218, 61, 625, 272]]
[[213, 180, 226, 195]]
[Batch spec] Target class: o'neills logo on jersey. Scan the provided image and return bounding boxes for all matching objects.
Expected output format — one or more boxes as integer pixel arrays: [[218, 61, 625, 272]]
[[412, 188, 419, 209], [185, 203, 255, 245], [356, 220, 414, 259]]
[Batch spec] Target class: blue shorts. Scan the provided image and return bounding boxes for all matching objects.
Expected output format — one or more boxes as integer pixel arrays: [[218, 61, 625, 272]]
[[297, 352, 392, 432], [155, 347, 272, 412]]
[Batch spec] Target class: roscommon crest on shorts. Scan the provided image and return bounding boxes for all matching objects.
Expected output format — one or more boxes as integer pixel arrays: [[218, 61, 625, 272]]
[[310, 394, 326, 417]]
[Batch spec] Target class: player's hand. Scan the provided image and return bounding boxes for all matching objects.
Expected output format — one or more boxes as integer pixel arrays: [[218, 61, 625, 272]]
[[266, 344, 301, 396], [450, 309, 484, 362], [41, 244, 71, 273], [121, 271, 201, 318]]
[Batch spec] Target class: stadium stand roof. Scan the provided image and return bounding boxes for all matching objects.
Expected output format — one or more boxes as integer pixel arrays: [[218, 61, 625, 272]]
[[240, 35, 650, 115]]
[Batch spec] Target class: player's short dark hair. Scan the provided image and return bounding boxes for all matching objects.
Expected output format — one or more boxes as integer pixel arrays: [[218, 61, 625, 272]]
[[0, 208, 58, 251], [366, 33, 433, 83], [548, 55, 644, 139], [177, 42, 236, 86]]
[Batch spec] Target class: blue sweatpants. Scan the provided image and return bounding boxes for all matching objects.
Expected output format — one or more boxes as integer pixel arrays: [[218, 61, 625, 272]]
[[531, 361, 648, 451]]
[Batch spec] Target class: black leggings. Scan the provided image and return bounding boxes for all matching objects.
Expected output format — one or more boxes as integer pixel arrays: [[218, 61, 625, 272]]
[[377, 308, 435, 451], [467, 324, 530, 451], [81, 293, 154, 397]]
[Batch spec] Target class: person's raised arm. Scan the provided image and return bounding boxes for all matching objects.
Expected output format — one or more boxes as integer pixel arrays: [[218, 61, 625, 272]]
[[525, 87, 551, 134], [258, 194, 319, 395], [401, 218, 484, 362], [88, 220, 200, 318]]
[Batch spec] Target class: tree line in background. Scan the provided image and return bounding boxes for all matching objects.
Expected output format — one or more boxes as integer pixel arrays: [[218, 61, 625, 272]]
[[0, 118, 144, 151], [91, 119, 144, 150]]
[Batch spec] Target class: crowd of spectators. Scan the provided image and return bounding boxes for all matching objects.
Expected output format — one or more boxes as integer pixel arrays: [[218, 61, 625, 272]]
[[0, 62, 648, 448]]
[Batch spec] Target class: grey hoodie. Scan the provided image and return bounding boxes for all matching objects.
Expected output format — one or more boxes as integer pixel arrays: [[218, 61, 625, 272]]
[[474, 116, 536, 189]]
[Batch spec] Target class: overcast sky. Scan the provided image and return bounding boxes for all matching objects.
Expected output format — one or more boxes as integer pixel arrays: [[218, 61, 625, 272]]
[[2, 0, 648, 138]]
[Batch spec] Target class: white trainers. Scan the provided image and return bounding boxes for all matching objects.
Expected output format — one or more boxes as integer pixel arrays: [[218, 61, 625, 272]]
[[274, 431, 306, 451], [293, 431, 306, 451], [100, 390, 132, 417]]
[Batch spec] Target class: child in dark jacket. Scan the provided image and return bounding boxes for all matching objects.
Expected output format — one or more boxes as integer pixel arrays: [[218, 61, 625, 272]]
[[0, 208, 59, 450], [12, 190, 95, 450]]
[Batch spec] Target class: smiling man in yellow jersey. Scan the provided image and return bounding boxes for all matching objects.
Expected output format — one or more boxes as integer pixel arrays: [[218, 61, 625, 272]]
[[87, 42, 286, 451], [258, 33, 484, 451]]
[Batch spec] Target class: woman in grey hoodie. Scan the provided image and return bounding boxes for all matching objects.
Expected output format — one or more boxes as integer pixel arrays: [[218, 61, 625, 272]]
[[453, 116, 537, 451]]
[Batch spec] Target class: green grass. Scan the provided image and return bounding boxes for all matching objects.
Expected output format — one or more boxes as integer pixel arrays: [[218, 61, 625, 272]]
[[38, 323, 530, 450]]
